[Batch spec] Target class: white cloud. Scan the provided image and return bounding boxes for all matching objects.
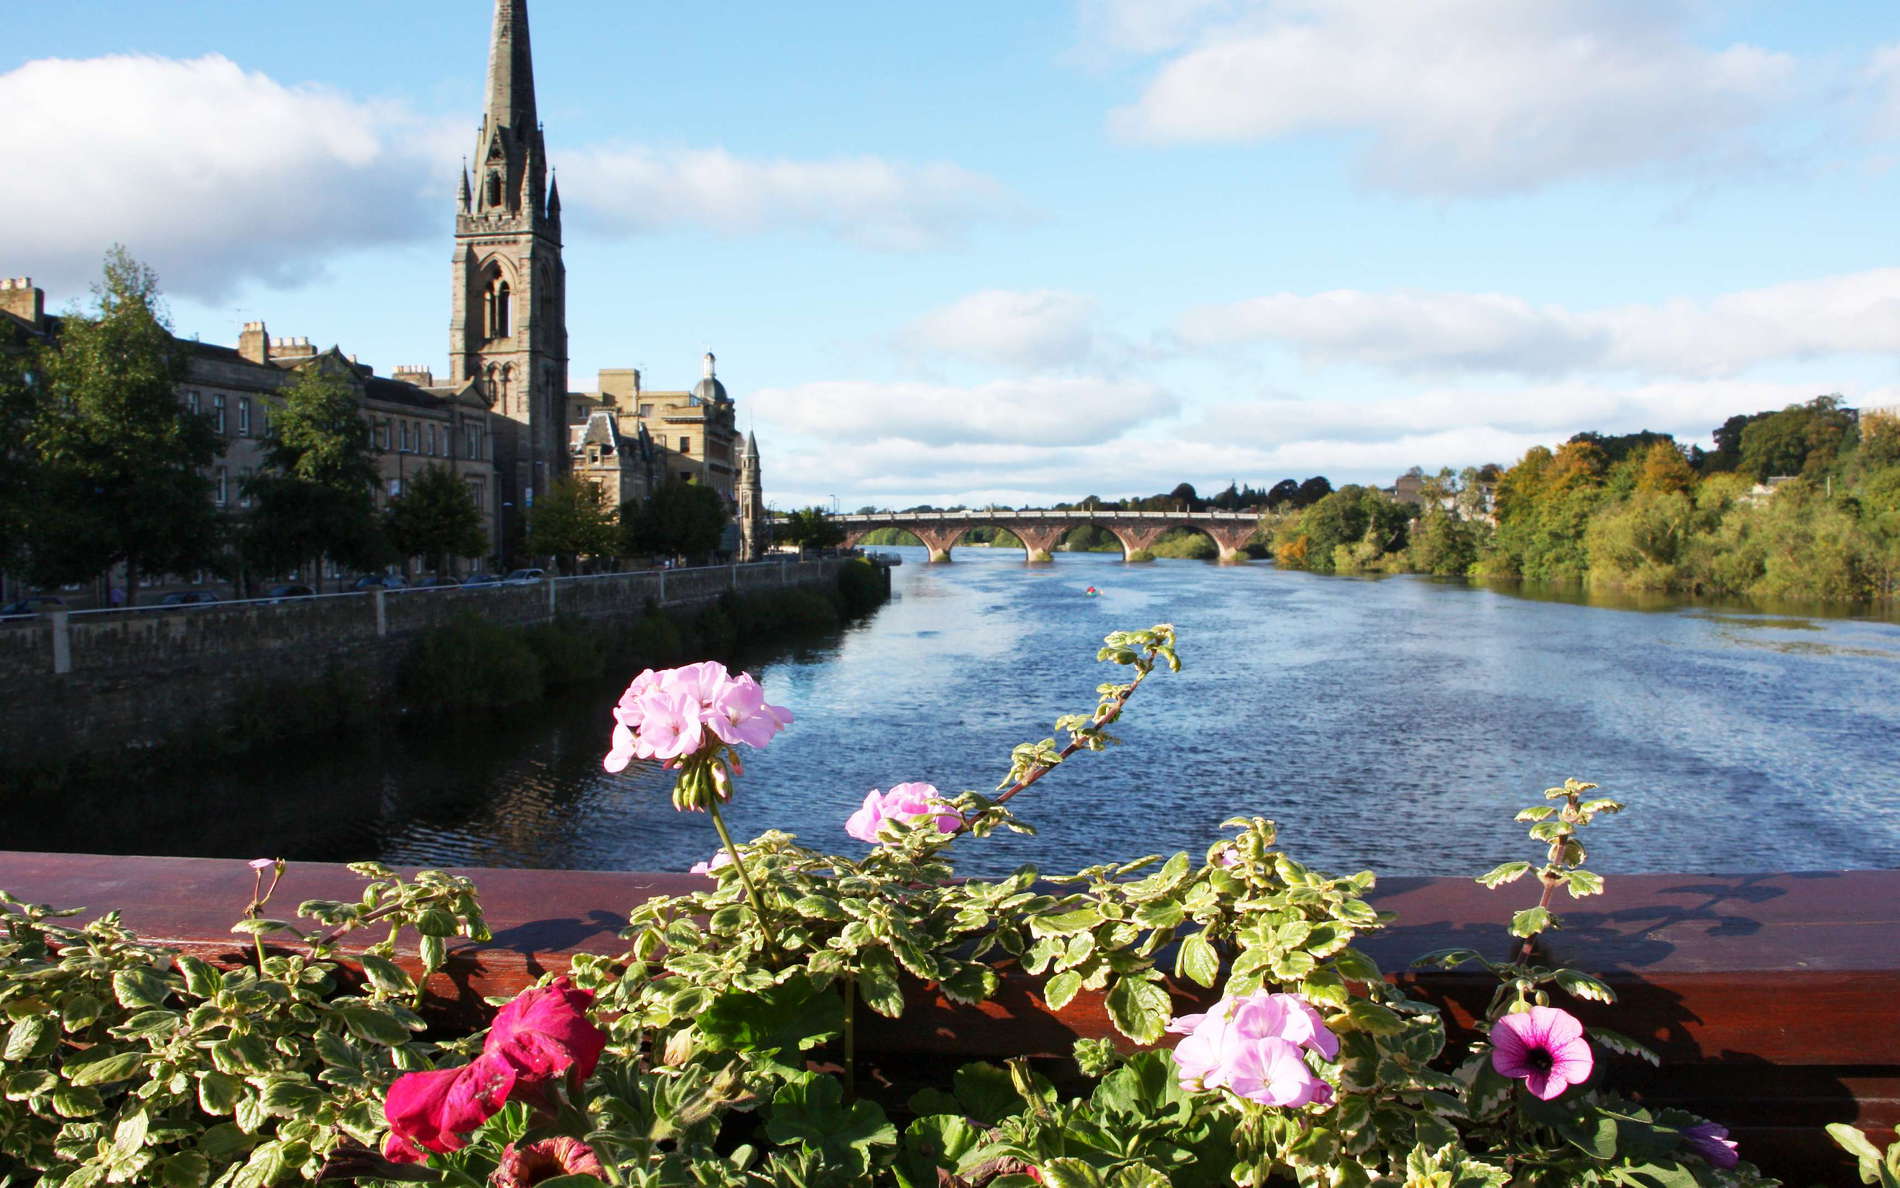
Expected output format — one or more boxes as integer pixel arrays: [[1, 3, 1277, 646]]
[[0, 54, 453, 301], [900, 290, 1102, 369], [560, 146, 1018, 252], [751, 376, 1176, 448], [1102, 0, 1795, 194], [1180, 269, 1900, 377]]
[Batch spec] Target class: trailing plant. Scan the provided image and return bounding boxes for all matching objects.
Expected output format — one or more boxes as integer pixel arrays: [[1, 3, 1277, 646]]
[[0, 627, 1788, 1186]]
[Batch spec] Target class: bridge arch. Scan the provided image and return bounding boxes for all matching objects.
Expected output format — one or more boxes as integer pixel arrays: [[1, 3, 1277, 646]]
[[1103, 520, 1255, 564], [833, 510, 1259, 565]]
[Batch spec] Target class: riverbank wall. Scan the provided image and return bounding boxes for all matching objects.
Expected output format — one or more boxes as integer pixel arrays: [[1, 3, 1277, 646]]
[[0, 851, 1887, 1183], [0, 557, 884, 771]]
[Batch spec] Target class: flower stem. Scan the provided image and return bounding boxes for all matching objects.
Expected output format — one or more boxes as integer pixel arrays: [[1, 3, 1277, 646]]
[[706, 796, 781, 963], [842, 973, 858, 1102], [963, 661, 1157, 830]]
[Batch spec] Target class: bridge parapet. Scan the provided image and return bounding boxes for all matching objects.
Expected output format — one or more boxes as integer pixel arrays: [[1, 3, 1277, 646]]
[[834, 509, 1261, 563]]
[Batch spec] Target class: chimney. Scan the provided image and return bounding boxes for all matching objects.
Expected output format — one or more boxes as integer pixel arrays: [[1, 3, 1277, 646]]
[[237, 321, 269, 364], [393, 365, 436, 387], [0, 277, 44, 328]]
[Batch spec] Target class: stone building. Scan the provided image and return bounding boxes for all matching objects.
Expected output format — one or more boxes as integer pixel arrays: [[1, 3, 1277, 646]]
[[6, 0, 766, 586]]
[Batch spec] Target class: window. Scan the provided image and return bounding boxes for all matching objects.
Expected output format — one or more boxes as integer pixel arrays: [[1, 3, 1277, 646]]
[[213, 394, 226, 434], [239, 468, 254, 509], [469, 478, 485, 512], [638, 403, 653, 418], [485, 275, 512, 338], [427, 425, 438, 456], [679, 436, 691, 454], [465, 424, 480, 459], [185, 390, 199, 415], [378, 420, 390, 450], [215, 467, 228, 506], [238, 396, 251, 436], [260, 405, 271, 438], [387, 477, 402, 497]]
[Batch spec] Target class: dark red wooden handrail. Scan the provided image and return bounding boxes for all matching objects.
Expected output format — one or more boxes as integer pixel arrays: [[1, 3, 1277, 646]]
[[1, 852, 1892, 1181]]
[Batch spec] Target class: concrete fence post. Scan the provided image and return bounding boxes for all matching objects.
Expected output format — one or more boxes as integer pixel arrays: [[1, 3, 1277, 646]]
[[658, 569, 667, 605], [729, 563, 738, 591], [49, 609, 70, 676], [546, 577, 557, 621], [373, 588, 387, 638]]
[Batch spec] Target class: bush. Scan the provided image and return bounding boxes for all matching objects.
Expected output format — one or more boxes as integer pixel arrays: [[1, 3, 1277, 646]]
[[399, 615, 544, 711]]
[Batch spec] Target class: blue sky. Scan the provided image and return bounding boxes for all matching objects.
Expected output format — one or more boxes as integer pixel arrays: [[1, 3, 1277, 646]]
[[6, 0, 1899, 508]]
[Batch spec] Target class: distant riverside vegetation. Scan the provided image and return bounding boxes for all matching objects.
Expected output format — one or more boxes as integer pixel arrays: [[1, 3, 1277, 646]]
[[863, 397, 1900, 603]]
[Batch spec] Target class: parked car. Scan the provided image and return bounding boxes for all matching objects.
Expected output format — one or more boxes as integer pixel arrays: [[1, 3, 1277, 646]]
[[260, 583, 315, 603], [0, 596, 64, 617], [350, 575, 406, 591], [407, 576, 461, 589], [504, 568, 548, 584], [461, 572, 502, 586], [157, 590, 220, 606]]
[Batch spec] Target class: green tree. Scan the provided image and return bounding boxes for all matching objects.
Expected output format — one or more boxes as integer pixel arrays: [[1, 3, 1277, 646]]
[[780, 507, 845, 551], [385, 464, 488, 576], [24, 248, 222, 601], [244, 361, 383, 591], [526, 477, 618, 573], [1738, 395, 1856, 481], [0, 322, 39, 576], [625, 481, 730, 562]]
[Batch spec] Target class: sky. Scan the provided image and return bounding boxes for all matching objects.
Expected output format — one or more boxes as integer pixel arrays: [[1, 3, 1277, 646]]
[[5, 0, 1899, 510]]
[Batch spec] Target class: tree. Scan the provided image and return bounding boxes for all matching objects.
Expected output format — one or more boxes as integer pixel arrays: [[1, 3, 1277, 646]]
[[1634, 440, 1697, 496], [780, 507, 845, 551], [1294, 476, 1333, 508], [526, 477, 618, 573], [386, 464, 488, 575], [1265, 479, 1302, 509], [625, 481, 730, 562], [1739, 395, 1855, 482], [24, 248, 222, 601], [0, 320, 38, 576], [244, 361, 383, 590]]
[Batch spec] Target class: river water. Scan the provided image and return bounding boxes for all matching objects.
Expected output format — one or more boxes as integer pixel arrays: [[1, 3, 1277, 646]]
[[30, 546, 1900, 879]]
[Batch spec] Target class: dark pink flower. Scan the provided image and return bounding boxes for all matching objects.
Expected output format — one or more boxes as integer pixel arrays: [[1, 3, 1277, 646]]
[[484, 975, 607, 1098], [1679, 1122, 1740, 1169], [492, 1136, 607, 1186], [1490, 1005, 1593, 1100], [382, 1053, 517, 1159]]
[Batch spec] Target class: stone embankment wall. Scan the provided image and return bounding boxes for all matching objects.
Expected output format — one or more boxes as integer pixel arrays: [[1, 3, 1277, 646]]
[[0, 559, 846, 765]]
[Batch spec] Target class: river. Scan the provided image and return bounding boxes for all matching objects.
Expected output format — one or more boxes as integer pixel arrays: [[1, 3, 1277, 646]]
[[26, 546, 1900, 880]]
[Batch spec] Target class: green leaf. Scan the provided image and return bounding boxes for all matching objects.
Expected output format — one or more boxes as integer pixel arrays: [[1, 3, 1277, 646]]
[[1588, 1027, 1660, 1067], [1038, 1158, 1108, 1188], [1563, 869, 1605, 898], [1344, 999, 1405, 1036], [109, 1110, 149, 1162], [1508, 906, 1554, 938], [65, 1048, 146, 1087], [1410, 948, 1480, 970], [1044, 970, 1084, 1011], [764, 1071, 895, 1154], [357, 954, 415, 996], [1104, 975, 1171, 1044], [334, 1005, 412, 1046], [419, 932, 447, 975], [198, 1071, 243, 1115], [259, 1079, 325, 1118], [1175, 933, 1219, 988], [112, 967, 172, 1010], [5, 1016, 54, 1060], [1515, 806, 1556, 821], [1475, 862, 1532, 889], [112, 1009, 183, 1038], [1033, 907, 1103, 936], [699, 973, 843, 1055], [939, 963, 999, 1006], [857, 950, 905, 1019], [61, 992, 104, 1031], [1551, 968, 1616, 1005]]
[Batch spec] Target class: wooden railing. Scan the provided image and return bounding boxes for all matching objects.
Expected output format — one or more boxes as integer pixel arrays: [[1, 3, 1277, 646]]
[[1, 852, 1892, 1182]]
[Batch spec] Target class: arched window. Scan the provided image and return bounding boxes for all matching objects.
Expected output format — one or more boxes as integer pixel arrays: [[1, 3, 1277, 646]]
[[499, 364, 514, 415], [485, 171, 502, 208], [484, 277, 511, 339]]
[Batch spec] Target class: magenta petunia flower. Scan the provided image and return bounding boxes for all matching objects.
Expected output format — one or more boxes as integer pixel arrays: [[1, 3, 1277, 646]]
[[844, 782, 960, 843], [1679, 1122, 1740, 1169], [382, 1052, 516, 1161], [1168, 990, 1337, 1108], [1490, 1005, 1594, 1100], [485, 975, 607, 1100]]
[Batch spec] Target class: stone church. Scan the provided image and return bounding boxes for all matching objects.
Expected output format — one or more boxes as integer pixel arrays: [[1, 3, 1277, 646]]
[[1, 0, 768, 577]]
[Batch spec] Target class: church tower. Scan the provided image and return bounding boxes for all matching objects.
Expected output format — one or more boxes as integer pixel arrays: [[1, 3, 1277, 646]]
[[736, 431, 765, 561], [449, 0, 567, 555]]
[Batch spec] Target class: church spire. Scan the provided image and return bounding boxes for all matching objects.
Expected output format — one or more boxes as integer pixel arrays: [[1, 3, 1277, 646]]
[[484, 0, 537, 134]]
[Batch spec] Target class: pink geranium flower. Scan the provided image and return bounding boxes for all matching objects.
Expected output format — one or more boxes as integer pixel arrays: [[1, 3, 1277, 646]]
[[603, 662, 792, 773], [844, 782, 959, 843], [382, 1053, 516, 1161], [493, 1136, 607, 1187], [1168, 990, 1337, 1107], [690, 849, 736, 875], [1490, 1005, 1594, 1100], [1679, 1122, 1740, 1169]]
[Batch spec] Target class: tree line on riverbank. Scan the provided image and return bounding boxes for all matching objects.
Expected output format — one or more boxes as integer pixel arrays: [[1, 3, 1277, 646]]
[[1272, 396, 1900, 602]]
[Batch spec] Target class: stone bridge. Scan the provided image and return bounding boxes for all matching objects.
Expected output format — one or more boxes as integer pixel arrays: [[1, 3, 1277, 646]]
[[832, 509, 1261, 563]]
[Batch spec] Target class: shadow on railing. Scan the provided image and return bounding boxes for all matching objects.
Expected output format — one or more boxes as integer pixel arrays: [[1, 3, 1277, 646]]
[[0, 852, 1891, 1182]]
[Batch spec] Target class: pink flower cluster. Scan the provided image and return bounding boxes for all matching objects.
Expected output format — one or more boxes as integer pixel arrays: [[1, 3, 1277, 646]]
[[845, 782, 960, 843], [1168, 991, 1338, 1108], [689, 849, 736, 875], [383, 977, 608, 1163], [1489, 1005, 1594, 1100], [604, 661, 792, 772]]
